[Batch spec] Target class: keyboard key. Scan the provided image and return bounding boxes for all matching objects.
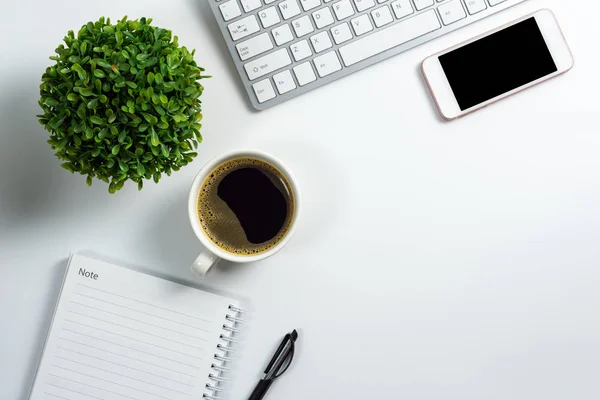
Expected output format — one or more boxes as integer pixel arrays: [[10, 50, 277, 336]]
[[413, 0, 434, 10], [265, 0, 277, 4], [228, 15, 261, 41], [313, 51, 342, 77], [279, 0, 302, 19], [236, 33, 274, 61], [300, 0, 322, 11], [244, 48, 292, 80], [353, 0, 375, 12], [292, 15, 315, 37], [313, 7, 335, 29], [291, 40, 313, 61], [240, 0, 262, 12], [273, 70, 297, 94], [310, 31, 333, 53], [390, 0, 414, 19], [339, 10, 440, 66], [464, 0, 486, 14], [438, 0, 466, 25], [350, 14, 373, 36], [259, 7, 281, 28], [219, 0, 242, 21], [272, 24, 294, 45], [331, 22, 353, 44], [333, 0, 355, 20], [489, 0, 507, 5], [252, 78, 276, 103], [293, 62, 317, 86], [371, 5, 393, 27]]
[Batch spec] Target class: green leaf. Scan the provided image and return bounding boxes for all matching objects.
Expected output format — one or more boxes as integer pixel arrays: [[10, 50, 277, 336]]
[[79, 88, 94, 96], [154, 73, 163, 84], [159, 94, 168, 104], [142, 113, 158, 125], [153, 172, 161, 183], [44, 98, 59, 107], [109, 125, 118, 136], [173, 113, 188, 123], [67, 93, 78, 102], [115, 30, 123, 47], [93, 69, 106, 78], [150, 130, 159, 146], [118, 130, 127, 143], [50, 117, 65, 129], [96, 59, 112, 69], [112, 144, 120, 155], [77, 104, 87, 120], [126, 81, 137, 89], [86, 175, 93, 186], [109, 182, 117, 194], [61, 162, 75, 173], [118, 159, 129, 172], [160, 144, 169, 157], [147, 72, 155, 84], [87, 98, 99, 109], [71, 63, 87, 80], [90, 116, 104, 125], [137, 161, 145, 175], [138, 180, 144, 191], [144, 57, 158, 68], [154, 105, 166, 116]]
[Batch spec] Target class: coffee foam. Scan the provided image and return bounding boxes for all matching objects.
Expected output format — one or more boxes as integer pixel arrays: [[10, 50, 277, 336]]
[[197, 158, 294, 255]]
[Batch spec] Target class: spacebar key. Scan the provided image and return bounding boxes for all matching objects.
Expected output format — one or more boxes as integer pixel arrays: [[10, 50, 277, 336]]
[[339, 10, 441, 67]]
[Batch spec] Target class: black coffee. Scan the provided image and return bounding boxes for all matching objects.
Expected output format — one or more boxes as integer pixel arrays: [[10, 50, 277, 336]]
[[197, 158, 294, 255]]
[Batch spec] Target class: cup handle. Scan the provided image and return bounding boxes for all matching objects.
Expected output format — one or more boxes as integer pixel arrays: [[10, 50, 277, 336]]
[[191, 251, 221, 279]]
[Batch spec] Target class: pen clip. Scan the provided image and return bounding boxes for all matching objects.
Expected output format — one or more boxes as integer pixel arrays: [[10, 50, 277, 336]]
[[266, 333, 296, 381]]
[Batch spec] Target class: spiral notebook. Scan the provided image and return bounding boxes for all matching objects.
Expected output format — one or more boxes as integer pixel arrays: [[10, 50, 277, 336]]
[[29, 254, 244, 400]]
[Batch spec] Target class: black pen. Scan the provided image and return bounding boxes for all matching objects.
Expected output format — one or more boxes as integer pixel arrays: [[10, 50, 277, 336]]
[[248, 329, 298, 400]]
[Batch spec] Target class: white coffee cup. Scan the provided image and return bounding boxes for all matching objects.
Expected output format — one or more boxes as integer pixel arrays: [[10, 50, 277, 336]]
[[188, 150, 300, 278]]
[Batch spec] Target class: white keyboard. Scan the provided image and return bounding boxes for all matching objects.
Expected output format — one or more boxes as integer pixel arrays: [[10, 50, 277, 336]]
[[209, 0, 528, 110]]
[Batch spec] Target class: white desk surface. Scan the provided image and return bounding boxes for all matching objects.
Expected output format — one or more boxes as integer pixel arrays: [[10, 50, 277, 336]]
[[1, 0, 599, 399]]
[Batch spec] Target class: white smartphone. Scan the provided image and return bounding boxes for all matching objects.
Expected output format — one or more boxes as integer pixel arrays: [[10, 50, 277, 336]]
[[421, 9, 574, 121]]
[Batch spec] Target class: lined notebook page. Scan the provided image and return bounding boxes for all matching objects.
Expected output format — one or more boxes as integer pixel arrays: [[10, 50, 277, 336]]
[[29, 254, 239, 400]]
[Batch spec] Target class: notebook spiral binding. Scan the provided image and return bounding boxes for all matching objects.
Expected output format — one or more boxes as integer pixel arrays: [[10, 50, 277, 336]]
[[203, 304, 246, 400]]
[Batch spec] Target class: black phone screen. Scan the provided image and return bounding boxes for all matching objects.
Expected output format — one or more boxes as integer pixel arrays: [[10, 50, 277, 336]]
[[438, 17, 558, 111]]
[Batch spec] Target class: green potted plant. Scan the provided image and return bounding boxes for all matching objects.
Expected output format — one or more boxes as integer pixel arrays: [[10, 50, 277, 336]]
[[38, 16, 208, 193]]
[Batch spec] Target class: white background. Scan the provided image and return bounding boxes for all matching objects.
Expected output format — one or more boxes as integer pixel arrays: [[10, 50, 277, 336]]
[[1, 0, 599, 399]]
